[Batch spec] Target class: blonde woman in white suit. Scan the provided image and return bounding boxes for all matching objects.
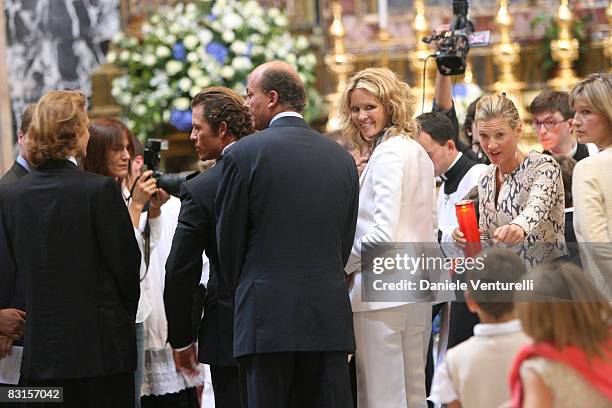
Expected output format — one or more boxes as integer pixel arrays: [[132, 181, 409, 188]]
[[570, 73, 612, 300], [340, 68, 436, 408]]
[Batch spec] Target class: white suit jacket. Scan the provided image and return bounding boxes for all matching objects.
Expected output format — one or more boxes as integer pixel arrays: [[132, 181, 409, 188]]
[[573, 146, 612, 299], [345, 133, 437, 312]]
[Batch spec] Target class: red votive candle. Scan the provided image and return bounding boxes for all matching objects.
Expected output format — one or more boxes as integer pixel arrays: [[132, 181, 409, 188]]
[[455, 200, 481, 258]]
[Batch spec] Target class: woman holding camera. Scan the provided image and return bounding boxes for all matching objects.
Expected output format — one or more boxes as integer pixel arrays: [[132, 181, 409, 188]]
[[83, 118, 169, 407]]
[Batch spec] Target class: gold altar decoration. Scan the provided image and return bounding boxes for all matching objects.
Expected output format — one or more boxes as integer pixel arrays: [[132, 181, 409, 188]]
[[409, 0, 436, 114], [547, 0, 580, 91], [325, 0, 355, 131], [490, 0, 526, 118], [605, 0, 612, 69]]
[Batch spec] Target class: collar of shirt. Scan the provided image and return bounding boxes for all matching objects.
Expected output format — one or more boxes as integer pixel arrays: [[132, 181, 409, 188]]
[[269, 111, 303, 126], [65, 156, 78, 166], [16, 154, 31, 172], [473, 319, 522, 337], [440, 152, 463, 182], [221, 141, 237, 157]]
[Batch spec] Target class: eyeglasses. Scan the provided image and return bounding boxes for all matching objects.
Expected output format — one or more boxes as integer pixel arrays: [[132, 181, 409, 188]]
[[532, 119, 568, 131]]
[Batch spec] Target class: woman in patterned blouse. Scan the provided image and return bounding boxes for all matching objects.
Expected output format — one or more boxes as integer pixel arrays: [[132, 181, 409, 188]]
[[453, 93, 566, 266]]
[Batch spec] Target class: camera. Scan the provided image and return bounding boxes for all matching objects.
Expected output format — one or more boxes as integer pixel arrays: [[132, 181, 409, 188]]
[[143, 139, 197, 197], [422, 0, 488, 76]]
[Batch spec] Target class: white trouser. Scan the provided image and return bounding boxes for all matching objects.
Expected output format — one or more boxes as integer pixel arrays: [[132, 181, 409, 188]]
[[353, 303, 432, 408]]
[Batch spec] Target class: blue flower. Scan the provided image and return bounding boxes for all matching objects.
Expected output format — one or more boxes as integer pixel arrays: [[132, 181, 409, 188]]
[[172, 42, 187, 61], [246, 41, 253, 57], [453, 84, 468, 98], [206, 42, 229, 64], [169, 109, 192, 131], [208, 13, 217, 21]]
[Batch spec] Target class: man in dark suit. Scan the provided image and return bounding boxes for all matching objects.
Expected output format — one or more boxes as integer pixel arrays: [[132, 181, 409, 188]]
[[0, 90, 141, 407], [0, 104, 35, 185], [216, 61, 359, 408], [164, 87, 254, 408]]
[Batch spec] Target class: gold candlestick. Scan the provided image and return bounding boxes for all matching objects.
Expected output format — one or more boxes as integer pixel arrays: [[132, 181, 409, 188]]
[[324, 0, 355, 131], [605, 0, 612, 69], [490, 0, 526, 118], [409, 0, 436, 113], [547, 0, 579, 91], [378, 28, 391, 68]]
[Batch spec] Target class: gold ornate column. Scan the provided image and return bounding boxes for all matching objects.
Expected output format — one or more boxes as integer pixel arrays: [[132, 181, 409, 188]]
[[0, 0, 14, 174], [409, 0, 436, 113], [547, 0, 579, 91], [324, 0, 355, 131], [490, 0, 526, 117], [605, 0, 612, 70]]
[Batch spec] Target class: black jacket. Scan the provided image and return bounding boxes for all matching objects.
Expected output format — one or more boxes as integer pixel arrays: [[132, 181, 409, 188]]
[[0, 160, 29, 185], [216, 116, 359, 358], [165, 159, 235, 367], [0, 159, 141, 380]]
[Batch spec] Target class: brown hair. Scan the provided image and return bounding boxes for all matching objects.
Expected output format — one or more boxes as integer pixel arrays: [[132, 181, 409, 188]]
[[191, 86, 254, 140], [550, 154, 576, 208], [27, 90, 88, 166], [466, 248, 527, 319], [83, 118, 135, 180], [529, 90, 574, 120], [517, 262, 612, 358], [19, 104, 36, 135]]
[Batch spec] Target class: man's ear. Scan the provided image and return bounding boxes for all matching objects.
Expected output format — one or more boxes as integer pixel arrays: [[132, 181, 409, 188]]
[[17, 130, 25, 145], [218, 121, 229, 138], [267, 90, 279, 108], [446, 139, 456, 151], [465, 291, 479, 314]]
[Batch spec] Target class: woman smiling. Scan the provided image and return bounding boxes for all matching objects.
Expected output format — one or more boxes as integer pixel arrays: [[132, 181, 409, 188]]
[[341, 68, 436, 408], [453, 93, 566, 266]]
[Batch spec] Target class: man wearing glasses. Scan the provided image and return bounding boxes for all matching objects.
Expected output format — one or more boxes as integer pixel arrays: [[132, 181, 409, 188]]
[[529, 90, 597, 161]]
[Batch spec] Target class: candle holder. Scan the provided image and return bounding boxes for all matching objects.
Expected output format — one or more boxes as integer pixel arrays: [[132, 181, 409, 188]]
[[409, 0, 436, 113], [490, 0, 526, 118], [547, 0, 580, 91], [455, 200, 482, 258], [324, 0, 355, 131]]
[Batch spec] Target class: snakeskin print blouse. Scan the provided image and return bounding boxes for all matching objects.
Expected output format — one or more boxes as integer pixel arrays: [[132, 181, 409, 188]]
[[478, 151, 567, 266]]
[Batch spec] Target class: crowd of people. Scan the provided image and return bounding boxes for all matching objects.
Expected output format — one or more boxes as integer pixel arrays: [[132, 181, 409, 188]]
[[0, 53, 611, 408]]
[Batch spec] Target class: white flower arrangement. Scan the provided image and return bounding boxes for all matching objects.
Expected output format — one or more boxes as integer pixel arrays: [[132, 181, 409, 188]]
[[109, 0, 321, 140]]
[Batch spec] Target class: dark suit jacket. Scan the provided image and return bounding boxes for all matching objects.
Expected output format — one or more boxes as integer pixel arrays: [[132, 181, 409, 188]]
[[0, 159, 141, 380], [216, 116, 359, 358], [164, 159, 235, 367], [0, 160, 29, 185]]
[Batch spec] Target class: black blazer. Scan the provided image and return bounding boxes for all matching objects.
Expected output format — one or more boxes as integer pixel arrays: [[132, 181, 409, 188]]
[[216, 116, 359, 358], [0, 160, 29, 185], [164, 159, 235, 367], [0, 159, 141, 380]]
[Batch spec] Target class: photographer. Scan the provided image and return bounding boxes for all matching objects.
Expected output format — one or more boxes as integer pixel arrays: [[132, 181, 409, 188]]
[[83, 118, 169, 407], [430, 24, 488, 164]]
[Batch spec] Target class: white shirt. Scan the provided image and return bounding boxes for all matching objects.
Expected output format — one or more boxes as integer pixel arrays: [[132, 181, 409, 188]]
[[429, 319, 524, 404], [269, 111, 303, 126], [437, 154, 487, 243]]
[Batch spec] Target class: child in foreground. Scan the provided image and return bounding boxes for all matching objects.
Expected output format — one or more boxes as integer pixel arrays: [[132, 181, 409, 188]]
[[509, 261, 612, 408], [429, 248, 531, 408]]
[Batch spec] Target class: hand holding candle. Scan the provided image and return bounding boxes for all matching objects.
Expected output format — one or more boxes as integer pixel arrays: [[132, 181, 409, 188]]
[[455, 200, 482, 257]]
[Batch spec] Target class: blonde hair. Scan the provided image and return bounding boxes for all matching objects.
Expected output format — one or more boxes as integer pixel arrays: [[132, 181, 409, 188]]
[[339, 68, 419, 146], [569, 73, 612, 145], [28, 90, 88, 166], [517, 262, 612, 358], [475, 93, 522, 130]]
